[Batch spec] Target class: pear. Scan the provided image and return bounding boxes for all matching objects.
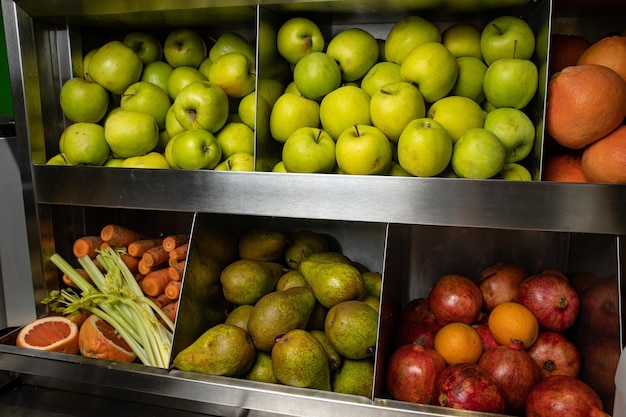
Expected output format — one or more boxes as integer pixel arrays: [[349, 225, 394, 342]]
[[299, 254, 365, 308], [219, 259, 284, 305], [238, 228, 288, 262], [310, 330, 342, 372], [362, 271, 382, 298], [225, 304, 254, 330], [362, 295, 381, 313], [332, 358, 374, 397], [247, 286, 316, 352], [243, 351, 278, 384], [271, 329, 331, 391], [275, 270, 308, 291], [173, 323, 256, 377], [284, 230, 329, 269], [325, 300, 379, 360], [303, 251, 353, 265], [306, 301, 328, 331]]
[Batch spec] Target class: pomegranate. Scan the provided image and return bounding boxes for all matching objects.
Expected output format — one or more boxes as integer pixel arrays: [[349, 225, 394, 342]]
[[472, 323, 499, 350], [478, 342, 542, 414], [528, 331, 581, 378], [525, 375, 609, 417], [578, 276, 619, 339], [434, 363, 505, 413], [395, 319, 440, 349], [516, 273, 580, 331], [580, 336, 620, 414], [428, 274, 483, 326], [476, 262, 527, 312], [569, 271, 599, 294], [385, 343, 447, 404], [399, 297, 430, 323]]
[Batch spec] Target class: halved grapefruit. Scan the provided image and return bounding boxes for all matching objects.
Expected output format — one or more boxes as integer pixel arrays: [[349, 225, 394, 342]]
[[78, 314, 137, 363], [16, 315, 80, 354]]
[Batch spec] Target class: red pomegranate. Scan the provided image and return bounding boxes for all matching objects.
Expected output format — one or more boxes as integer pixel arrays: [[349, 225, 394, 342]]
[[525, 375, 609, 417], [528, 331, 581, 378], [472, 323, 499, 350], [476, 262, 527, 312], [516, 273, 580, 332], [428, 274, 483, 326], [578, 276, 619, 339], [478, 343, 542, 415], [399, 297, 430, 323], [395, 319, 440, 349], [386, 343, 447, 404], [580, 337, 621, 414], [434, 363, 505, 414]]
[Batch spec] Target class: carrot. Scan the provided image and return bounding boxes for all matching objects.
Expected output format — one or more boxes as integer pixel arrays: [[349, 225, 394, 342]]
[[100, 224, 144, 247], [100, 242, 111, 250], [119, 253, 141, 273], [127, 238, 163, 258], [162, 234, 189, 252], [62, 268, 92, 288], [164, 280, 182, 300], [142, 245, 169, 268], [150, 293, 174, 309], [140, 268, 171, 297], [168, 260, 186, 281], [161, 301, 179, 324], [72, 236, 104, 259], [134, 272, 144, 282], [168, 243, 189, 262], [137, 259, 152, 275]]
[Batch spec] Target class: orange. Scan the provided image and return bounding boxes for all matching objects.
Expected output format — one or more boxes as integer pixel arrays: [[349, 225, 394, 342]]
[[78, 314, 137, 363], [542, 153, 588, 182], [488, 302, 539, 349], [546, 64, 626, 149], [434, 322, 483, 365], [16, 315, 79, 354], [577, 35, 626, 83], [549, 33, 591, 76], [582, 125, 626, 184]]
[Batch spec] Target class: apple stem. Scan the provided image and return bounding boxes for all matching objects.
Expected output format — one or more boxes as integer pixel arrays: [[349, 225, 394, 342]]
[[353, 124, 360, 137], [315, 129, 323, 144], [513, 39, 518, 59]]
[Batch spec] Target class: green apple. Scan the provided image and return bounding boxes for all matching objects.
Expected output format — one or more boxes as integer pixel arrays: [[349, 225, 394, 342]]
[[450, 56, 487, 103], [293, 52, 341, 101], [270, 92, 320, 143], [215, 122, 254, 160], [46, 153, 71, 166], [173, 80, 229, 132], [397, 118, 453, 177], [104, 158, 125, 167], [198, 57, 213, 79], [385, 15, 441, 65], [164, 136, 179, 169], [272, 161, 286, 172], [284, 81, 301, 96], [276, 17, 325, 65], [257, 78, 285, 108], [82, 48, 99, 81], [483, 58, 538, 109], [360, 61, 402, 98], [335, 124, 392, 175], [163, 28, 207, 68], [370, 81, 426, 143], [120, 81, 171, 129], [141, 61, 174, 95], [442, 23, 482, 60], [60, 77, 109, 123], [88, 40, 143, 95], [480, 15, 536, 65], [483, 107, 535, 163], [282, 127, 336, 173], [498, 162, 532, 181], [121, 152, 170, 169], [59, 122, 110, 166], [426, 95, 485, 143], [170, 129, 222, 170], [386, 161, 412, 176], [167, 66, 208, 100], [400, 42, 458, 103], [238, 92, 272, 144], [326, 28, 378, 82], [208, 52, 255, 98], [451, 127, 506, 179], [104, 109, 159, 158], [320, 86, 371, 140], [258, 20, 279, 71], [123, 32, 163, 64], [209, 32, 255, 66], [155, 129, 170, 153], [214, 152, 255, 171], [165, 105, 185, 139]]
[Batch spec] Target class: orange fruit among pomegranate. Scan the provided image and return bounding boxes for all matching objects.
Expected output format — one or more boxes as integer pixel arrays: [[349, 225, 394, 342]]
[[549, 33, 591, 75], [488, 302, 539, 349], [581, 125, 626, 183], [434, 322, 483, 365], [78, 314, 137, 362], [542, 154, 588, 182], [16, 315, 80, 354], [577, 35, 626, 83], [546, 64, 626, 149]]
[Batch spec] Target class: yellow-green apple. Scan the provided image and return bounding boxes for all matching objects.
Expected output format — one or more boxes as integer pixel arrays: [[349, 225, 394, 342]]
[[293, 52, 341, 100], [326, 28, 379, 81], [272, 161, 286, 172], [172, 80, 229, 132], [120, 152, 170, 169], [442, 23, 482, 59], [369, 81, 426, 143], [104, 158, 125, 167], [167, 66, 207, 100], [60, 77, 109, 123], [480, 15, 536, 64], [156, 129, 170, 153], [88, 40, 143, 95], [483, 107, 535, 163], [215, 122, 254, 160], [282, 127, 336, 173], [59, 122, 110, 166], [385, 15, 441, 65], [360, 61, 402, 98], [170, 129, 222, 170], [257, 78, 285, 108], [400, 42, 458, 103], [483, 58, 538, 109], [335, 124, 392, 175], [123, 32, 163, 64], [396, 118, 452, 177], [319, 86, 371, 140], [198, 57, 213, 78], [426, 95, 485, 143], [165, 105, 185, 139], [104, 109, 159, 158], [258, 20, 279, 71], [276, 17, 325, 65], [82, 48, 99, 81], [270, 92, 320, 143], [120, 81, 171, 129], [451, 127, 506, 178], [498, 162, 532, 180], [284, 81, 301, 96], [209, 32, 255, 66], [141, 61, 174, 95], [214, 152, 255, 171], [164, 135, 179, 168], [386, 161, 412, 176], [208, 52, 255, 98], [238, 92, 272, 144], [450, 56, 487, 103], [46, 153, 71, 166], [163, 28, 207, 68]]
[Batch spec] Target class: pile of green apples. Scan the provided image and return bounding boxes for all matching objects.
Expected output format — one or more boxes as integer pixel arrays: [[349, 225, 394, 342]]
[[266, 14, 540, 179]]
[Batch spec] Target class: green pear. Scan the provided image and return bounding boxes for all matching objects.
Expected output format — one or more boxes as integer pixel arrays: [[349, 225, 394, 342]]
[[271, 329, 331, 391], [284, 230, 329, 269], [324, 300, 378, 360], [310, 330, 342, 372], [332, 358, 374, 397], [238, 228, 288, 262], [243, 351, 278, 384], [306, 301, 328, 331], [362, 295, 380, 313], [299, 255, 365, 308], [275, 270, 308, 291], [225, 304, 254, 330], [219, 259, 284, 305], [247, 286, 316, 352], [303, 251, 353, 265], [362, 271, 382, 298], [173, 323, 256, 377]]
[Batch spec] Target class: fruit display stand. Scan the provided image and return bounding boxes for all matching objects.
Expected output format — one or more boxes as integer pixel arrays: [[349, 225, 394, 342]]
[[0, 0, 625, 416]]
